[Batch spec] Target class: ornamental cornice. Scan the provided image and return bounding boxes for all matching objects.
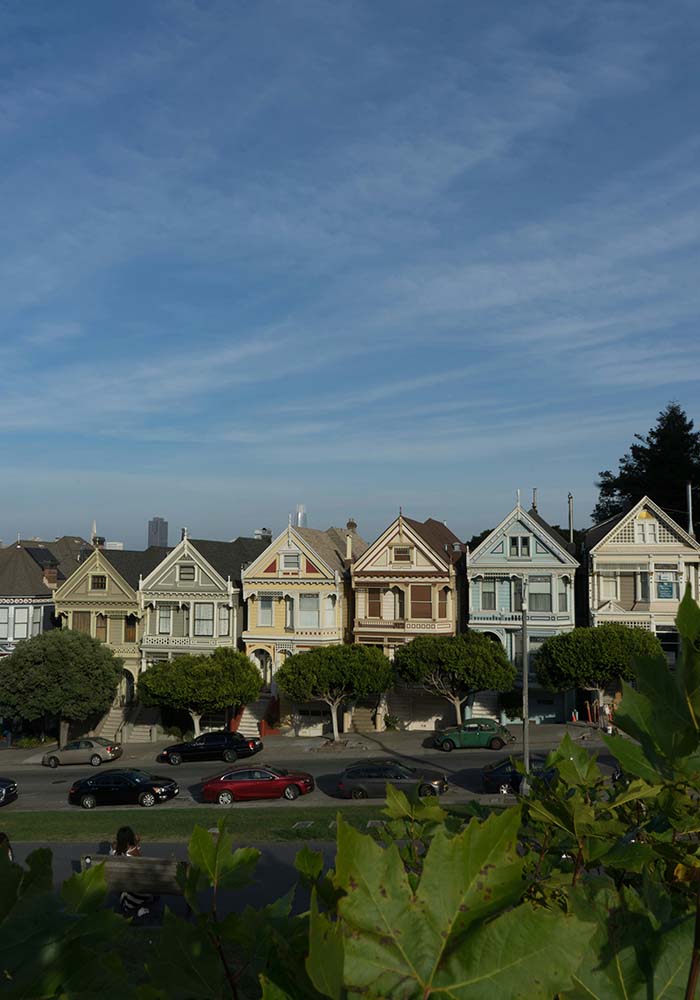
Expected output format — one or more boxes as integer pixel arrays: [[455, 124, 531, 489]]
[[141, 591, 236, 601], [0, 597, 54, 606], [54, 599, 138, 610]]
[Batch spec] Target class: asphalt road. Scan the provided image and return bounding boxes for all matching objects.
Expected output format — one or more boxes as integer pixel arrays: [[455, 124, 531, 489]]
[[0, 736, 618, 812]]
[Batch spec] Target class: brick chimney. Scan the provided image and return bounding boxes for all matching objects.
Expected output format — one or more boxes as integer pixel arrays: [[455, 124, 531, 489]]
[[43, 562, 59, 588]]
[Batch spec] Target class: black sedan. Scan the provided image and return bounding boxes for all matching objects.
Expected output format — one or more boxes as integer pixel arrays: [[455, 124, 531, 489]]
[[482, 755, 551, 794], [337, 758, 448, 799], [157, 731, 263, 766], [68, 769, 179, 809], [0, 777, 18, 806]]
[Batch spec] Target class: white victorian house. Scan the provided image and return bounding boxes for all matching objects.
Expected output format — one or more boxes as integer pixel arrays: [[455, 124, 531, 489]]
[[583, 496, 700, 666], [467, 502, 579, 722]]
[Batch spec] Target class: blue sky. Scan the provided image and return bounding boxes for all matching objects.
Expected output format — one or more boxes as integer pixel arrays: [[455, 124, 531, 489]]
[[2, 0, 700, 549]]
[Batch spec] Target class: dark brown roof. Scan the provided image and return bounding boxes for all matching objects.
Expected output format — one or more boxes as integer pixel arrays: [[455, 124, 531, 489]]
[[403, 517, 461, 564], [18, 536, 87, 580], [190, 538, 270, 584], [101, 547, 172, 589], [297, 527, 368, 573], [526, 508, 576, 555]]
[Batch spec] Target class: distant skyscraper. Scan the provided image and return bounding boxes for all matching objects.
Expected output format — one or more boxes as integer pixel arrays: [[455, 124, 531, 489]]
[[148, 516, 168, 548], [295, 504, 307, 528]]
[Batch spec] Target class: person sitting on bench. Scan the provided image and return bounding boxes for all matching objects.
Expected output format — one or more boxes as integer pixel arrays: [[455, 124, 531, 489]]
[[110, 825, 155, 918]]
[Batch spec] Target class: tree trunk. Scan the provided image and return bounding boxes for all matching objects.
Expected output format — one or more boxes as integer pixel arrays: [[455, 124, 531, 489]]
[[191, 711, 202, 737], [328, 701, 340, 742], [59, 719, 70, 747], [451, 698, 462, 726]]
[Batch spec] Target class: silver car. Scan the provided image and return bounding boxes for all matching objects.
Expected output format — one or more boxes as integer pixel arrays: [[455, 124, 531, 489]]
[[42, 737, 123, 768]]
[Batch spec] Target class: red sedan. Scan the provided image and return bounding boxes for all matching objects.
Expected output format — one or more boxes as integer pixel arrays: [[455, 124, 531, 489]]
[[201, 764, 315, 805]]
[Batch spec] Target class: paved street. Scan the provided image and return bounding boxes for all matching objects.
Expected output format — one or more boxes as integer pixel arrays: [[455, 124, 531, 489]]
[[0, 724, 616, 813]]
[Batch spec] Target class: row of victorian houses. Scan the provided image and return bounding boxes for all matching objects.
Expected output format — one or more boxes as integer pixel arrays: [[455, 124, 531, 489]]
[[0, 494, 698, 738]]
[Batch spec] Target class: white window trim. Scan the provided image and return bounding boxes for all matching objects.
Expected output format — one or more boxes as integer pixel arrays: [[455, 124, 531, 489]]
[[299, 593, 320, 629], [217, 605, 230, 637], [178, 563, 197, 583], [13, 606, 29, 640], [194, 603, 214, 637], [481, 579, 496, 611], [258, 596, 274, 627], [158, 605, 172, 635], [282, 553, 301, 571], [508, 536, 531, 559], [0, 607, 9, 640]]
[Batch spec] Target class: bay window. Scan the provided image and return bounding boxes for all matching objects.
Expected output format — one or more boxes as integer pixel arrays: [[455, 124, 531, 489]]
[[656, 570, 679, 600], [481, 579, 496, 611], [528, 576, 552, 612], [0, 608, 8, 639], [13, 608, 29, 639], [558, 578, 568, 613], [158, 605, 172, 635], [410, 585, 432, 619], [32, 606, 42, 636], [258, 597, 274, 627], [194, 603, 214, 636], [368, 588, 382, 618], [299, 594, 320, 628], [218, 605, 230, 636]]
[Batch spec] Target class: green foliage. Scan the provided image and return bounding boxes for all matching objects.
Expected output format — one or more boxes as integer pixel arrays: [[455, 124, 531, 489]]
[[275, 644, 393, 739], [592, 401, 700, 523], [393, 633, 515, 723], [0, 628, 123, 725], [6, 590, 700, 996], [139, 648, 262, 729], [534, 623, 664, 695]]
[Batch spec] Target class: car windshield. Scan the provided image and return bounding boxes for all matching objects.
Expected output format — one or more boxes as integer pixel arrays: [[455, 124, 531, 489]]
[[390, 763, 415, 779], [128, 771, 155, 783]]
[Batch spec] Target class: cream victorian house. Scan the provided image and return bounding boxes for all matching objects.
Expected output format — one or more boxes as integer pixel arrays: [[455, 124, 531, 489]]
[[241, 519, 367, 687], [583, 496, 700, 666]]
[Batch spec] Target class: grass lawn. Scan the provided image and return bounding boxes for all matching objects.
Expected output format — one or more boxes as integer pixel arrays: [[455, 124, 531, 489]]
[[0, 802, 487, 842]]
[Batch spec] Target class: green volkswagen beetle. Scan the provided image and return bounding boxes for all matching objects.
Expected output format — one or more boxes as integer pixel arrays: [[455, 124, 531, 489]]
[[434, 718, 515, 752]]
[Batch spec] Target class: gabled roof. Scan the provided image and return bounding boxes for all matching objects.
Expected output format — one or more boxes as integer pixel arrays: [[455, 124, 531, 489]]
[[584, 496, 700, 553], [526, 508, 576, 555], [296, 527, 368, 574], [188, 537, 270, 584], [404, 517, 461, 562], [0, 545, 52, 597], [101, 546, 172, 589], [18, 535, 87, 580]]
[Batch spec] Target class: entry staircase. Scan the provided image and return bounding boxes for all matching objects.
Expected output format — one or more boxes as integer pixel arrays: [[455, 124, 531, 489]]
[[237, 694, 273, 738]]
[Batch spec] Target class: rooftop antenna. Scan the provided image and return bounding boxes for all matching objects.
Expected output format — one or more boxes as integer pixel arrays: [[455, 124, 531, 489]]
[[532, 488, 538, 511], [688, 482, 695, 538], [516, 489, 521, 509]]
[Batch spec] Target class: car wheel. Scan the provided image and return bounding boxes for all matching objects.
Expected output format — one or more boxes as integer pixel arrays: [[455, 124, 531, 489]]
[[489, 738, 505, 751], [223, 750, 237, 763], [218, 790, 234, 806], [81, 794, 97, 810], [90, 754, 102, 767], [47, 756, 59, 769], [418, 784, 436, 797], [498, 782, 511, 795], [351, 787, 367, 799], [440, 739, 455, 753], [283, 784, 300, 801], [169, 753, 182, 766], [139, 792, 156, 807]]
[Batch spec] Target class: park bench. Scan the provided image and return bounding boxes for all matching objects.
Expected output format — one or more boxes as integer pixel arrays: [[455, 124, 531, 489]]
[[80, 854, 191, 916]]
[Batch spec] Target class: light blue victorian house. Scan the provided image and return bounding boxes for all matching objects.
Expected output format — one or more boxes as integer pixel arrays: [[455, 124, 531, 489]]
[[467, 498, 579, 723]]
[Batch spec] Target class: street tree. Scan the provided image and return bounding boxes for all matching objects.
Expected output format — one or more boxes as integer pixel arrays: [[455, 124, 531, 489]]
[[592, 402, 700, 524], [138, 648, 262, 736], [274, 644, 393, 741], [392, 633, 516, 725], [534, 622, 664, 719], [0, 628, 123, 745]]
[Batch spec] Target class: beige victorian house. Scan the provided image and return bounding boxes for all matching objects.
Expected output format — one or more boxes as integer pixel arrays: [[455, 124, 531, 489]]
[[242, 520, 366, 683], [583, 495, 700, 665]]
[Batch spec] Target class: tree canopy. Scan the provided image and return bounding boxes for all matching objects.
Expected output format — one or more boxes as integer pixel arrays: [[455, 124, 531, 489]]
[[138, 648, 262, 736], [0, 628, 123, 744], [592, 402, 700, 524], [534, 623, 664, 707], [274, 644, 393, 741], [393, 633, 515, 724]]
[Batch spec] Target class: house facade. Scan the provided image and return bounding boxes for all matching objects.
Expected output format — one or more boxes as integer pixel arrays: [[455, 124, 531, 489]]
[[138, 533, 268, 671], [0, 536, 85, 656], [583, 496, 700, 666], [53, 545, 168, 703], [241, 520, 366, 689], [467, 503, 579, 722]]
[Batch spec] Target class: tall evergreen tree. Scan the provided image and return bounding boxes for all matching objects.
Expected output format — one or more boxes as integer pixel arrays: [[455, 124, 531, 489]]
[[592, 403, 700, 525]]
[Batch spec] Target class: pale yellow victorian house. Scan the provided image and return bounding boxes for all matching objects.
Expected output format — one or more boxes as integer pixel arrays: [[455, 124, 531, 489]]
[[241, 519, 367, 689]]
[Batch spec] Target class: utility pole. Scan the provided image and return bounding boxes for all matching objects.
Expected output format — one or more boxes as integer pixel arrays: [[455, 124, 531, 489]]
[[521, 576, 530, 780]]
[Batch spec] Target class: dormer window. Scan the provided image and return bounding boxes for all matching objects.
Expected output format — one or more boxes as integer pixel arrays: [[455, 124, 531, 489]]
[[508, 537, 530, 558], [282, 553, 300, 571], [178, 563, 196, 582], [392, 546, 411, 564], [90, 575, 107, 591]]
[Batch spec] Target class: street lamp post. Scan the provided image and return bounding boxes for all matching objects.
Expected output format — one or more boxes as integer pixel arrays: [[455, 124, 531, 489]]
[[521, 577, 530, 779]]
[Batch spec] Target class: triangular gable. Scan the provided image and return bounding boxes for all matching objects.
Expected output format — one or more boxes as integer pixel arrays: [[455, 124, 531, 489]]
[[54, 549, 136, 601], [589, 496, 700, 554], [140, 537, 227, 590], [241, 526, 336, 581], [353, 516, 449, 574], [469, 507, 578, 568]]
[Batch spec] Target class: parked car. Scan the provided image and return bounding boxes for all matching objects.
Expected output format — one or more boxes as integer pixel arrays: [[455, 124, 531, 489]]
[[157, 731, 263, 766], [68, 769, 179, 809], [42, 737, 123, 768], [0, 777, 18, 806], [337, 758, 449, 799], [201, 764, 315, 804], [482, 755, 551, 794], [434, 718, 515, 752]]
